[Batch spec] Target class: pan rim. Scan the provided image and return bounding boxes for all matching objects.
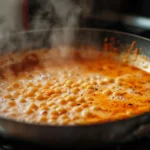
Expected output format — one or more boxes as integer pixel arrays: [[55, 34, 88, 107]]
[[0, 27, 150, 128], [1, 27, 150, 41]]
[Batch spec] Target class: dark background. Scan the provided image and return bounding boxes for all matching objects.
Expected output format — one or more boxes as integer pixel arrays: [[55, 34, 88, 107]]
[[27, 0, 150, 38]]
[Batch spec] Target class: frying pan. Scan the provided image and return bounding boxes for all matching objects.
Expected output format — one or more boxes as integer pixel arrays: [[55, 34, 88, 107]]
[[0, 28, 150, 146]]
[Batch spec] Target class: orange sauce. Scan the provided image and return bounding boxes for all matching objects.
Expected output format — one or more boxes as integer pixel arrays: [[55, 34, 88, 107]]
[[0, 47, 149, 125]]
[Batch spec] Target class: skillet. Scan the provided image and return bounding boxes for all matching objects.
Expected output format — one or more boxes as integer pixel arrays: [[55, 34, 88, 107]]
[[0, 28, 150, 146]]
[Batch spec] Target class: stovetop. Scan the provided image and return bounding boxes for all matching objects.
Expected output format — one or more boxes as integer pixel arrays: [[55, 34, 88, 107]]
[[0, 137, 150, 150]]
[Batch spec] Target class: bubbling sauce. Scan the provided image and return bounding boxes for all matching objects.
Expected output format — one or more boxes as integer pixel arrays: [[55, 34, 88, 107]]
[[0, 47, 150, 125]]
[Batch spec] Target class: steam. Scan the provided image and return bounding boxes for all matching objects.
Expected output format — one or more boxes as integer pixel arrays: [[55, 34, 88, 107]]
[[32, 0, 81, 47], [51, 0, 81, 46], [0, 0, 82, 56]]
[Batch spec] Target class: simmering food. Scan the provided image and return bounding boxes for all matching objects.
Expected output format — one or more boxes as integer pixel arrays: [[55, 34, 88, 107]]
[[0, 47, 150, 125]]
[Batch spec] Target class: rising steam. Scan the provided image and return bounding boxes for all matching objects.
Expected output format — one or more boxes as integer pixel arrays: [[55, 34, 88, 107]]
[[0, 0, 82, 56], [31, 0, 81, 47]]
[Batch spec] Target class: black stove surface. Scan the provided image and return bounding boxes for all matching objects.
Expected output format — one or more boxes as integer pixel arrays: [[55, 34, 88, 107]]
[[0, 137, 150, 150]]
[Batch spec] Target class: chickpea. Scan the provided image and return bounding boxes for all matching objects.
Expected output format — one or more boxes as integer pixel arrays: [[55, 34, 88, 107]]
[[81, 109, 92, 117], [4, 94, 12, 99], [29, 103, 38, 110], [8, 101, 16, 107], [103, 89, 112, 96]]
